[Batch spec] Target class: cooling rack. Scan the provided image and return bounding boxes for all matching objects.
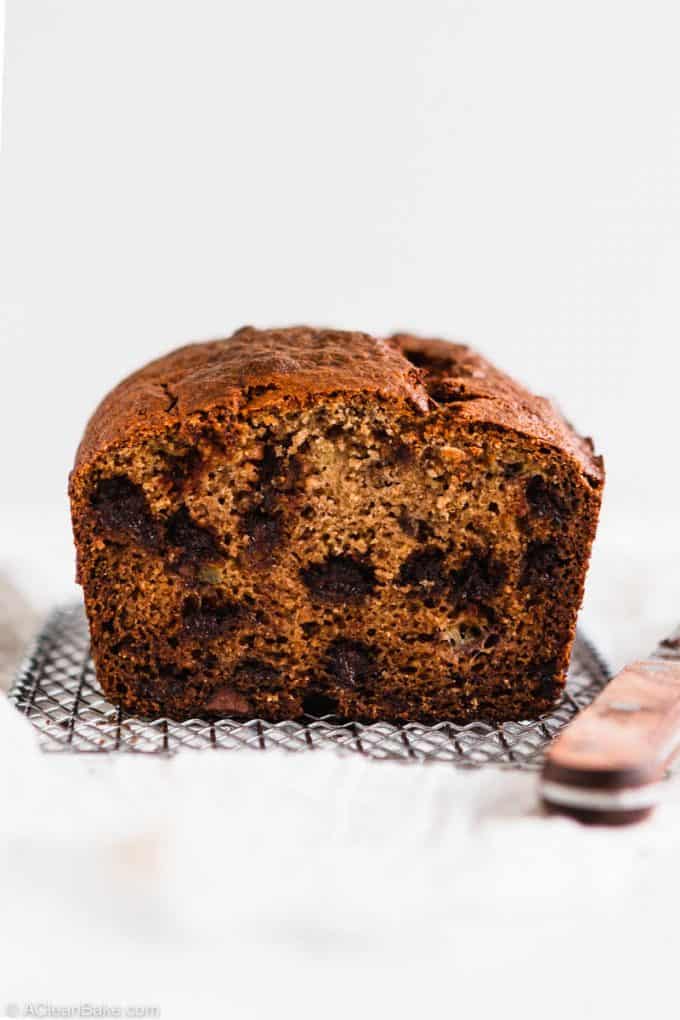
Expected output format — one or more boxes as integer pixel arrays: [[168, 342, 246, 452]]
[[9, 603, 610, 767]]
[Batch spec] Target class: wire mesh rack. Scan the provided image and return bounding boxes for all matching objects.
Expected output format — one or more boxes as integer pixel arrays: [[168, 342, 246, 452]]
[[9, 603, 610, 767]]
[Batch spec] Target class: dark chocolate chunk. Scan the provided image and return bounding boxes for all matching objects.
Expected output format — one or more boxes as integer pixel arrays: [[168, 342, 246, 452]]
[[374, 429, 413, 466], [397, 511, 433, 542], [92, 475, 160, 549], [258, 443, 280, 487], [525, 475, 567, 522], [157, 661, 201, 701], [232, 658, 280, 687], [243, 508, 283, 561], [325, 639, 378, 688], [325, 423, 345, 441], [537, 677, 560, 700], [109, 635, 145, 657], [390, 440, 414, 465], [204, 685, 253, 716], [165, 447, 202, 492], [166, 505, 222, 561], [397, 546, 447, 588], [451, 553, 507, 606], [258, 444, 301, 500], [302, 692, 339, 717], [529, 657, 561, 700], [181, 595, 242, 639], [301, 555, 376, 603], [520, 541, 564, 588]]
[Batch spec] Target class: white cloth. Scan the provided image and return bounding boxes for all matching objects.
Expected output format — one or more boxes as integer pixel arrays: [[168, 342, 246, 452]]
[[2, 508, 680, 1019]]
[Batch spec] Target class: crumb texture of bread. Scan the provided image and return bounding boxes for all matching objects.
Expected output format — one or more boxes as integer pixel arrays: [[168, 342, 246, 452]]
[[69, 326, 604, 723]]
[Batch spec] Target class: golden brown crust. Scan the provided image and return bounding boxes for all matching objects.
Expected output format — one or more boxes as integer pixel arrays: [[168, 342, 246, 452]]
[[73, 326, 603, 486], [73, 327, 429, 474], [387, 334, 604, 484]]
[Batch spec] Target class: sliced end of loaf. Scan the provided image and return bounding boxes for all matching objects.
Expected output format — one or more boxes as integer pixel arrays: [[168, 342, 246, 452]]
[[70, 359, 602, 723]]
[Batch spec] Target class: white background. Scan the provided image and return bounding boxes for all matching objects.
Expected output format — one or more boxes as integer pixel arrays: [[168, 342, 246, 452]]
[[2, 4, 680, 1018], [3, 1, 680, 664]]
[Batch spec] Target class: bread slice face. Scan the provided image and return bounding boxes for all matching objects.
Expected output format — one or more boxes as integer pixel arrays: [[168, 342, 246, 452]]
[[69, 327, 603, 722]]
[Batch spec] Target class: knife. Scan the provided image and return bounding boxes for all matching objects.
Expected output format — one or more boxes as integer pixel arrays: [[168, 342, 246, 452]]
[[540, 629, 680, 825]]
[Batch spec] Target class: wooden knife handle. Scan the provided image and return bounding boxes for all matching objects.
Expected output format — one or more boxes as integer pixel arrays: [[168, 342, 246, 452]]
[[540, 658, 680, 824]]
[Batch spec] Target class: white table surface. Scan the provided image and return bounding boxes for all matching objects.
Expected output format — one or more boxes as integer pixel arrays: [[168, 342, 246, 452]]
[[4, 1, 680, 1013], [3, 504, 680, 1019]]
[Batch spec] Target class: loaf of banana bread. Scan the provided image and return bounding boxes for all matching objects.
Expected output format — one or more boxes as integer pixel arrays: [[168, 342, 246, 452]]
[[69, 326, 603, 722]]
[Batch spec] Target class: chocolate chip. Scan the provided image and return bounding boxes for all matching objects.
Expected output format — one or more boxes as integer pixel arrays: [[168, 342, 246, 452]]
[[529, 657, 561, 700], [374, 430, 413, 466], [325, 639, 378, 688], [203, 658, 280, 715], [391, 441, 413, 465], [397, 512, 433, 542], [525, 475, 567, 522], [92, 475, 160, 549], [520, 541, 564, 588], [166, 505, 221, 562], [302, 692, 339, 717], [537, 678, 560, 700], [232, 658, 280, 687], [258, 443, 280, 487], [204, 685, 253, 715], [181, 595, 241, 639], [397, 546, 447, 588], [301, 556, 376, 603], [157, 661, 200, 700], [325, 423, 345, 441], [110, 635, 145, 656], [452, 553, 508, 606], [243, 508, 283, 561], [165, 448, 202, 492], [258, 444, 301, 503]]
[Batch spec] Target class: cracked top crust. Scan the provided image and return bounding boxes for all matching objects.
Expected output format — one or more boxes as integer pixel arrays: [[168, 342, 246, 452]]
[[72, 325, 604, 484]]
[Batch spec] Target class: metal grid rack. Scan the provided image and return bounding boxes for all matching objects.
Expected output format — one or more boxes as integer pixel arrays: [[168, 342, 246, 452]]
[[9, 603, 610, 767]]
